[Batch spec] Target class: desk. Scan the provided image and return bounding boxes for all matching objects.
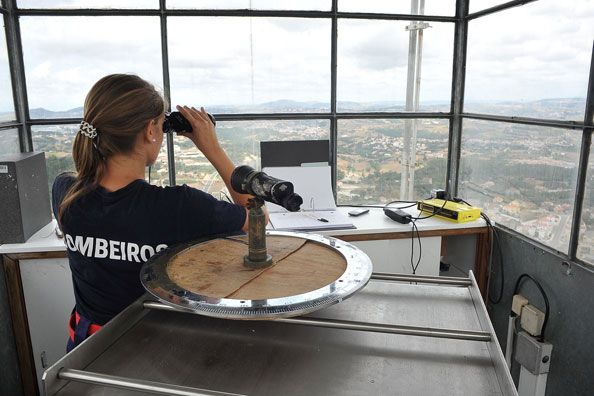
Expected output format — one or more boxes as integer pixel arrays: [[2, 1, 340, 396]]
[[0, 208, 488, 396]]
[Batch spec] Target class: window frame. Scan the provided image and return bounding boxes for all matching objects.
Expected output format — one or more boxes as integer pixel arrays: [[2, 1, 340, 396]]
[[3, 0, 594, 267]]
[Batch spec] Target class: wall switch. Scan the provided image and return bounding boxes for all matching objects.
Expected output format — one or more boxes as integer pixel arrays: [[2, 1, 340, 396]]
[[520, 304, 545, 337], [512, 294, 529, 316]]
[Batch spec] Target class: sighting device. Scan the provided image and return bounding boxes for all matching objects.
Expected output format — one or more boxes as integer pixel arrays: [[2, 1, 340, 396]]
[[231, 165, 303, 268], [163, 111, 216, 134]]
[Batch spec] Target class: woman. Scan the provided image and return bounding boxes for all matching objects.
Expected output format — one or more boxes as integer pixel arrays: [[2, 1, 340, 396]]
[[52, 74, 254, 351]]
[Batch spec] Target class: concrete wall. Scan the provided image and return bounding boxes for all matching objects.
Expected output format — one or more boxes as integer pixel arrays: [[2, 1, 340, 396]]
[[488, 228, 594, 396]]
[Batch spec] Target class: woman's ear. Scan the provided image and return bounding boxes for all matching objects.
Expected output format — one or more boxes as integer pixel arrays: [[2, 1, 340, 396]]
[[143, 119, 157, 143]]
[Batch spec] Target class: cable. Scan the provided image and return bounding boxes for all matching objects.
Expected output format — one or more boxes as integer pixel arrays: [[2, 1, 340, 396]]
[[148, 165, 152, 184], [484, 213, 505, 304], [513, 274, 550, 342], [409, 219, 422, 274]]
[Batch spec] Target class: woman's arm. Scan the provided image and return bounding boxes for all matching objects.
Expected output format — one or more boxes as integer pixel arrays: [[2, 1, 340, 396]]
[[175, 105, 251, 206], [175, 106, 269, 231]]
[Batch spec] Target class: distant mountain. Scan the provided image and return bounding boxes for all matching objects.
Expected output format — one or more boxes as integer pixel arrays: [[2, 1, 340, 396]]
[[29, 107, 83, 119], [0, 98, 585, 121]]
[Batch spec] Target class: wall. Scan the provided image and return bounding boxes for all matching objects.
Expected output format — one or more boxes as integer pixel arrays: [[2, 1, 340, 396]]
[[489, 228, 594, 396]]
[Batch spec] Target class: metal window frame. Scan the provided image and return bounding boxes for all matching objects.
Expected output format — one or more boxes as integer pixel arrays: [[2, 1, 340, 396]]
[[456, 0, 594, 266], [3, 0, 594, 266], [7, 2, 458, 189]]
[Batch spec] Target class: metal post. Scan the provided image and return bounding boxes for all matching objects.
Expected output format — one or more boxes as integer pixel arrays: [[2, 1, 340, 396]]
[[4, 0, 32, 152], [568, 41, 594, 260], [446, 0, 469, 197], [401, 0, 419, 200], [244, 197, 273, 268], [159, 0, 176, 186], [402, 0, 430, 200], [330, 0, 338, 199]]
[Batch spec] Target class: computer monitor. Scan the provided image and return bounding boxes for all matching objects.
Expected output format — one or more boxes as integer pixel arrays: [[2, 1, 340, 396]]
[[260, 140, 329, 169]]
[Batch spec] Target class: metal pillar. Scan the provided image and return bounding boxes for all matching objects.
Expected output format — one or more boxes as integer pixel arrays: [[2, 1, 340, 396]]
[[401, 0, 430, 201], [446, 0, 469, 197]]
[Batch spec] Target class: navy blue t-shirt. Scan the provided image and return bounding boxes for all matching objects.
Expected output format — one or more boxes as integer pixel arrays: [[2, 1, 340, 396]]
[[52, 173, 246, 325]]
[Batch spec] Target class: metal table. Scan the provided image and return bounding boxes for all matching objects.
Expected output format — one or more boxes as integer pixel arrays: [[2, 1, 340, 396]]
[[43, 272, 517, 396]]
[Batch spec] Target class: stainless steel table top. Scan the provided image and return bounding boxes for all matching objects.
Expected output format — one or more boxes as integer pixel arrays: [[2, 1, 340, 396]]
[[44, 274, 516, 396]]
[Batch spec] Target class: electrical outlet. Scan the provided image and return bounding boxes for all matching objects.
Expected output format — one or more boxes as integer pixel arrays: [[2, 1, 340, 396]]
[[512, 294, 529, 316], [520, 304, 545, 337]]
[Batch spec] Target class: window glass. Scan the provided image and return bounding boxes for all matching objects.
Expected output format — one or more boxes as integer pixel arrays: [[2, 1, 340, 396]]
[[20, 16, 162, 118], [465, 0, 593, 121], [168, 1, 330, 11], [337, 118, 449, 204], [32, 124, 169, 203], [0, 128, 20, 155], [0, 25, 15, 122], [578, 140, 594, 264], [31, 125, 77, 196], [168, 17, 330, 114], [17, 0, 157, 8], [173, 119, 329, 195], [146, 144, 170, 187], [337, 20, 453, 112], [468, 0, 507, 13], [339, 0, 455, 16], [459, 120, 581, 253]]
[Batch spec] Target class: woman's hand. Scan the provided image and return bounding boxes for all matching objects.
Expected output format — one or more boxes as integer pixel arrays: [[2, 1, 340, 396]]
[[176, 105, 221, 157]]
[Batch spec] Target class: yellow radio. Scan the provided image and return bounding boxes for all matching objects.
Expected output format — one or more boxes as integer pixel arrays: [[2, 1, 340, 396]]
[[417, 198, 481, 223]]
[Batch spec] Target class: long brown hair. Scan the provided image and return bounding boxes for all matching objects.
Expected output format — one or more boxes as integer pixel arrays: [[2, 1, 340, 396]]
[[58, 74, 165, 223]]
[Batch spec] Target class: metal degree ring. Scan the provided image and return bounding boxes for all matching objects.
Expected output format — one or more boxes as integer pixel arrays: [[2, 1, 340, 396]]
[[140, 231, 373, 320]]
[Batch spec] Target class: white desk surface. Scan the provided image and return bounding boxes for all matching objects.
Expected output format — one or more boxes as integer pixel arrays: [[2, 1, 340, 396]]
[[0, 206, 486, 255]]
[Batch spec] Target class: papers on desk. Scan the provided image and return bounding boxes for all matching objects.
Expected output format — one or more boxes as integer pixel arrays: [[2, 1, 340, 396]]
[[263, 166, 355, 231]]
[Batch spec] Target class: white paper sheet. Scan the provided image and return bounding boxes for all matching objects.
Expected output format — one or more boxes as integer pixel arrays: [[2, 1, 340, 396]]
[[268, 210, 355, 231], [262, 165, 354, 231], [263, 166, 336, 213]]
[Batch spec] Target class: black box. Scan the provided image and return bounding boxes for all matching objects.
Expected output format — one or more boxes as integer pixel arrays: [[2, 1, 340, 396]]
[[0, 152, 51, 244]]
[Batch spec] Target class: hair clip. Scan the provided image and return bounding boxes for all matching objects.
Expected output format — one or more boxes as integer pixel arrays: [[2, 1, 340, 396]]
[[79, 120, 98, 139]]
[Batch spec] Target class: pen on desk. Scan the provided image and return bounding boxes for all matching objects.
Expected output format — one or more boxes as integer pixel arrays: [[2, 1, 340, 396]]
[[318, 218, 329, 223]]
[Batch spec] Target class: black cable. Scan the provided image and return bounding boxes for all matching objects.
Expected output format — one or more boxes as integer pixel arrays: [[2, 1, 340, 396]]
[[513, 274, 550, 342], [410, 219, 422, 274], [148, 165, 152, 184], [487, 216, 505, 304]]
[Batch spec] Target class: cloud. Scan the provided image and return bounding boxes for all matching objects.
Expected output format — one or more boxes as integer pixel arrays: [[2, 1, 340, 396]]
[[3, 0, 592, 110]]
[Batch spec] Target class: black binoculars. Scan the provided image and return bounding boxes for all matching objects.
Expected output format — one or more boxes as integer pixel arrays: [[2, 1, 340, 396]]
[[231, 165, 303, 212], [163, 111, 216, 134]]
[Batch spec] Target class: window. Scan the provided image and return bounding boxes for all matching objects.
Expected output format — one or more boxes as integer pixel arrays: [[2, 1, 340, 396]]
[[17, 1, 158, 8], [337, 118, 449, 204], [577, 140, 594, 264], [0, 128, 20, 154], [20, 16, 163, 117], [168, 1, 330, 11], [339, 0, 455, 16], [0, 22, 15, 122], [337, 20, 453, 112], [459, 119, 581, 253], [31, 125, 77, 195], [468, 0, 507, 13], [465, 0, 594, 121], [173, 119, 329, 194], [168, 17, 330, 114]]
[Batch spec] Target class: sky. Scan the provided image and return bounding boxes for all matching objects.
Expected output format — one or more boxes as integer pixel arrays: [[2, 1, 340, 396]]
[[0, 0, 593, 114]]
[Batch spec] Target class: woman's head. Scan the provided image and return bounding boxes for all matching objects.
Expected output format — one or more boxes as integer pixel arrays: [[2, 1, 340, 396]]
[[59, 74, 165, 222], [76, 74, 166, 173]]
